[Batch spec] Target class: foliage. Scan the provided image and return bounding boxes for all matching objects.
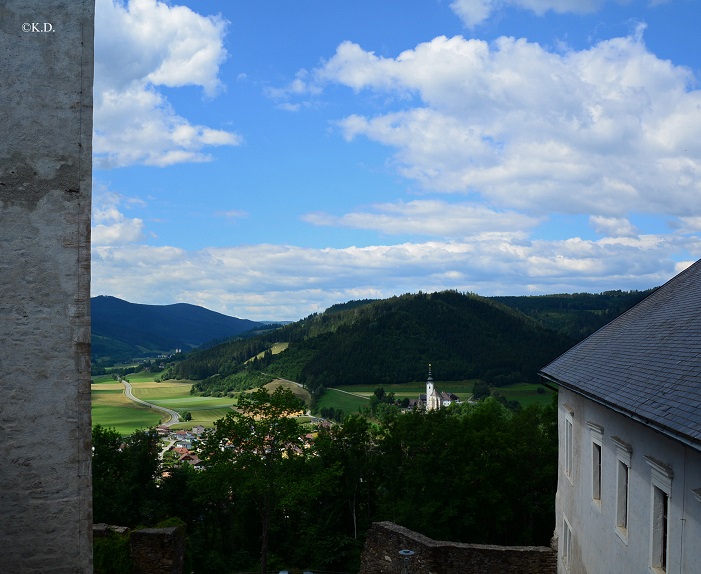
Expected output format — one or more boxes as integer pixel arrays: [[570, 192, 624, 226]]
[[199, 387, 331, 574], [491, 289, 654, 339], [92, 425, 161, 526], [93, 530, 132, 574], [93, 392, 558, 572], [176, 290, 574, 395], [375, 398, 557, 545], [189, 370, 273, 396]]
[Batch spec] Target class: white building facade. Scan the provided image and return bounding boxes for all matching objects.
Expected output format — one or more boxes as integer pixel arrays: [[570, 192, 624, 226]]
[[541, 260, 701, 574], [553, 387, 701, 573]]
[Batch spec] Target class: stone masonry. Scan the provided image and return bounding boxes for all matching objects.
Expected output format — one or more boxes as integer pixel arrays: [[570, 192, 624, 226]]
[[359, 522, 557, 574], [0, 1, 94, 571]]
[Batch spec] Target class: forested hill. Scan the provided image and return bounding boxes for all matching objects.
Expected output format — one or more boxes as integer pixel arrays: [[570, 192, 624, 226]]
[[490, 289, 655, 340], [172, 291, 575, 392], [92, 296, 268, 364]]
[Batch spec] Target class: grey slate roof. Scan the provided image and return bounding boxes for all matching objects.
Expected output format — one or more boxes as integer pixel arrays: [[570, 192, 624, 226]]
[[539, 258, 701, 449]]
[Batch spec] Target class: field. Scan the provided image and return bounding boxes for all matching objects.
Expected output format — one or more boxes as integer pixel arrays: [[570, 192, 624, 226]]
[[495, 382, 555, 408], [91, 377, 238, 434], [91, 375, 315, 435], [316, 380, 553, 414], [91, 382, 162, 435], [93, 371, 554, 435], [315, 388, 369, 416]]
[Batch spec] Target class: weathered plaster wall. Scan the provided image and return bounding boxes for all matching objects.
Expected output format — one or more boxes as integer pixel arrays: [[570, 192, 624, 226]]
[[0, 1, 94, 571]]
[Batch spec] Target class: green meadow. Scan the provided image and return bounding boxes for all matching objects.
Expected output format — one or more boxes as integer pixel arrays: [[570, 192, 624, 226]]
[[91, 382, 161, 435], [315, 388, 370, 416], [317, 380, 552, 414], [91, 377, 238, 434], [494, 382, 555, 408]]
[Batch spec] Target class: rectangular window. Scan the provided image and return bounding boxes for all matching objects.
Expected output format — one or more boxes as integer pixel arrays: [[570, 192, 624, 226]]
[[646, 456, 673, 573], [588, 422, 603, 508], [562, 514, 573, 571], [564, 406, 574, 483], [593, 442, 602, 503], [617, 460, 629, 529], [651, 487, 669, 572], [612, 436, 632, 544]]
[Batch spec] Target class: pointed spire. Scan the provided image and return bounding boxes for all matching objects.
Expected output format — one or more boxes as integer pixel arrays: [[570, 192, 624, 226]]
[[427, 363, 433, 382]]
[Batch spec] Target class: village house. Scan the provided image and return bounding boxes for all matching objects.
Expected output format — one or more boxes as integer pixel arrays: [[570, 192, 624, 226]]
[[540, 259, 701, 574]]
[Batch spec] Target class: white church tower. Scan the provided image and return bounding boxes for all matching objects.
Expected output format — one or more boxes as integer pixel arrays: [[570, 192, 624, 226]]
[[425, 364, 441, 411]]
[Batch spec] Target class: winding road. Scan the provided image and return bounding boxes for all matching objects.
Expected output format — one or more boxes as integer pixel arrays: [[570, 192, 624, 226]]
[[121, 380, 180, 427]]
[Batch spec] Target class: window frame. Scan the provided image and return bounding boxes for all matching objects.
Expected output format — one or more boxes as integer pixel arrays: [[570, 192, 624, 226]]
[[588, 422, 603, 509], [645, 456, 673, 574], [611, 436, 632, 544], [562, 513, 573, 572], [563, 404, 574, 485]]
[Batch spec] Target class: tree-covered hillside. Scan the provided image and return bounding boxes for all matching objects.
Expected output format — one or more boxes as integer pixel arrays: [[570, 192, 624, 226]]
[[173, 291, 574, 394], [92, 296, 269, 365], [491, 289, 654, 339]]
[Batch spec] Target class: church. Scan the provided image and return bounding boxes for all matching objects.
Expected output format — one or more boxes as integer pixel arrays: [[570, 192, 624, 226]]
[[411, 365, 461, 411]]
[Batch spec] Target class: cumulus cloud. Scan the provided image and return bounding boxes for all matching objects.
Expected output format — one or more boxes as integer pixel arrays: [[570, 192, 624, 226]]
[[92, 190, 146, 246], [92, 231, 696, 320], [303, 200, 541, 238], [93, 0, 240, 168], [589, 216, 639, 237], [304, 30, 701, 223], [450, 0, 607, 28]]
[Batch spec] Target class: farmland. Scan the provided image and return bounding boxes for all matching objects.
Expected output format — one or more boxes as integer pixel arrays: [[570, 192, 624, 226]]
[[91, 376, 237, 434], [93, 370, 553, 435]]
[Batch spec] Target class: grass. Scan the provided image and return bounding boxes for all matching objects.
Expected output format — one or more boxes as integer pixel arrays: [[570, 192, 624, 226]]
[[92, 376, 238, 434], [316, 388, 369, 416], [246, 342, 289, 363], [263, 379, 311, 404], [494, 382, 555, 408], [91, 384, 161, 435], [122, 371, 162, 383], [316, 380, 552, 415]]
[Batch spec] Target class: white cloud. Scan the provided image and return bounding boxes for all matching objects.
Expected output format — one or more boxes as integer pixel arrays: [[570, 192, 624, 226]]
[[92, 190, 145, 246], [450, 0, 607, 28], [589, 216, 639, 237], [307, 30, 701, 222], [93, 0, 240, 168], [303, 200, 541, 238], [92, 232, 695, 320]]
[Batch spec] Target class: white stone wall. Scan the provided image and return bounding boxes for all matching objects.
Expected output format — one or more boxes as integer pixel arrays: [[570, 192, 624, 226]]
[[0, 1, 94, 571], [556, 388, 701, 574]]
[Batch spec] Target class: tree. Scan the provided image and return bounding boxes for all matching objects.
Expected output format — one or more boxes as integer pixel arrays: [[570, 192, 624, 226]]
[[200, 387, 309, 574], [92, 425, 161, 526]]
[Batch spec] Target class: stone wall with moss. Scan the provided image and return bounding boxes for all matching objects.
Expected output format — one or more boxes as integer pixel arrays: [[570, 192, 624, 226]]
[[359, 522, 557, 574]]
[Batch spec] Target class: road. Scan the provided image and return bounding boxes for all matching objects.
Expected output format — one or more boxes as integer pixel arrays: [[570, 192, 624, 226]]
[[121, 380, 180, 427]]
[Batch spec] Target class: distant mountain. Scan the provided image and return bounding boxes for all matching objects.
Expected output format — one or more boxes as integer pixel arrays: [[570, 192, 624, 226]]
[[91, 296, 268, 364], [175, 290, 576, 393]]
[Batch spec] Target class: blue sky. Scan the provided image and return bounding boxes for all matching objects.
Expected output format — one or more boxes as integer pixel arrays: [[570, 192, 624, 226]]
[[92, 0, 701, 321]]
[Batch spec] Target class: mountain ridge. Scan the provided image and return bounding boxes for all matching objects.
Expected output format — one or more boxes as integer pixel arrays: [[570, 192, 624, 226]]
[[91, 295, 269, 365]]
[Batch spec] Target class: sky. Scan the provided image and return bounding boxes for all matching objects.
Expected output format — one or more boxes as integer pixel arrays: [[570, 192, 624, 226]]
[[92, 0, 701, 321]]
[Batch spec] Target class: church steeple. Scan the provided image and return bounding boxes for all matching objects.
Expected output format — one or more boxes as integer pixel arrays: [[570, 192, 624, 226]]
[[426, 363, 440, 411]]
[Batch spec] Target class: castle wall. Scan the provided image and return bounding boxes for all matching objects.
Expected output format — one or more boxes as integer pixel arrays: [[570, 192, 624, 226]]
[[0, 1, 94, 571], [359, 521, 557, 574]]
